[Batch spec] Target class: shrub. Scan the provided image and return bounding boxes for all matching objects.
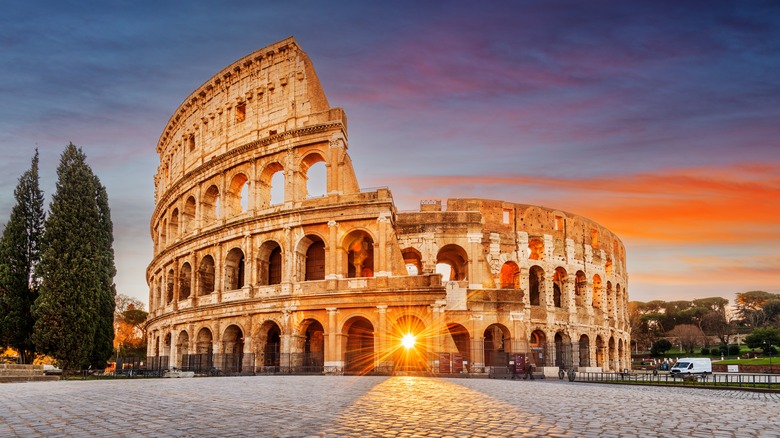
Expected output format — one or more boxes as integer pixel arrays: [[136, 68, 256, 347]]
[[700, 347, 710, 355], [728, 344, 740, 356]]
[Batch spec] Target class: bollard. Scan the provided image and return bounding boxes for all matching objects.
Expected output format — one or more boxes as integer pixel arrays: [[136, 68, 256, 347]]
[[567, 369, 576, 382]]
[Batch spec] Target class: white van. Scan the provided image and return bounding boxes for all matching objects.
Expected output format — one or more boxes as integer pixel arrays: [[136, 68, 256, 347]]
[[670, 358, 712, 374]]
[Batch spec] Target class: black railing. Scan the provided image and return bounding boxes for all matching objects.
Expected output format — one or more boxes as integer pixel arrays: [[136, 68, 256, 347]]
[[579, 372, 780, 390]]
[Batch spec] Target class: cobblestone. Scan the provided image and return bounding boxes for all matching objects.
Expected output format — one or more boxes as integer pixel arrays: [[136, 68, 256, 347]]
[[1, 376, 779, 437]]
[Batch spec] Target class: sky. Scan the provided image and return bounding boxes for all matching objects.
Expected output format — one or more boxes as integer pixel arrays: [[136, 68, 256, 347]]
[[1, 0, 778, 307]]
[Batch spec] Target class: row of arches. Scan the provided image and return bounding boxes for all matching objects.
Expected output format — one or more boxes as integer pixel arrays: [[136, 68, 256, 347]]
[[155, 154, 327, 252], [150, 313, 629, 374]]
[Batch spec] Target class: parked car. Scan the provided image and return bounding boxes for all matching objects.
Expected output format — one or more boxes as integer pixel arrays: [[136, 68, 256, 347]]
[[43, 364, 62, 375]]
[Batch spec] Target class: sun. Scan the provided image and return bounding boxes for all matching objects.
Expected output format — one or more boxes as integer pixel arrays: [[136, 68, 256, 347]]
[[401, 333, 416, 350]]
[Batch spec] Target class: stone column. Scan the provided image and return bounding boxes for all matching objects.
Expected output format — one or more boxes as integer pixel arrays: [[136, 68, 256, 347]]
[[326, 220, 338, 280], [324, 307, 342, 373], [376, 214, 390, 276], [466, 232, 483, 289]]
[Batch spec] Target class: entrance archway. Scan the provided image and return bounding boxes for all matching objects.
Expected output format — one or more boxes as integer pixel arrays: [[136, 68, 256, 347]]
[[176, 331, 189, 369], [483, 324, 510, 367], [260, 321, 281, 369], [554, 332, 571, 369], [445, 323, 470, 373], [530, 330, 546, 367], [222, 325, 244, 374], [343, 317, 375, 375], [302, 319, 324, 372], [578, 334, 591, 368], [392, 315, 427, 373], [194, 328, 213, 373]]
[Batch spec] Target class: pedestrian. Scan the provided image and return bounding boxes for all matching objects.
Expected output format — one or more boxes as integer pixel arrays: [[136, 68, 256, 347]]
[[524, 358, 534, 380]]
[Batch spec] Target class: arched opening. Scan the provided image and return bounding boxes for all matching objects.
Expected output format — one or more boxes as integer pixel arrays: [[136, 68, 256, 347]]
[[194, 328, 213, 373], [202, 185, 220, 224], [182, 196, 196, 234], [553, 267, 566, 308], [222, 325, 244, 374], [596, 335, 605, 369], [528, 238, 544, 260], [529, 265, 545, 306], [198, 255, 215, 295], [608, 336, 616, 372], [258, 240, 283, 285], [301, 153, 327, 199], [402, 247, 422, 276], [270, 171, 285, 205], [160, 218, 168, 247], [554, 332, 571, 369], [500, 261, 520, 289], [578, 334, 591, 368], [259, 162, 284, 208], [445, 323, 471, 373], [176, 331, 189, 369], [605, 257, 613, 276], [618, 338, 625, 372], [260, 321, 282, 369], [392, 315, 427, 373], [226, 173, 249, 216], [179, 262, 192, 300], [344, 230, 374, 278], [225, 248, 245, 290], [162, 333, 172, 369], [436, 244, 468, 281], [575, 271, 586, 307], [297, 235, 325, 281], [530, 330, 546, 367], [606, 281, 614, 315], [616, 284, 623, 319], [343, 317, 375, 375], [169, 209, 179, 240], [483, 324, 510, 367], [592, 274, 603, 310], [302, 319, 325, 372], [166, 268, 175, 304]]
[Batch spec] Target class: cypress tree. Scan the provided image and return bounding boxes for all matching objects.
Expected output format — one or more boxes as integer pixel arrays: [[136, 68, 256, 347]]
[[32, 143, 115, 370], [0, 151, 45, 364], [89, 176, 116, 368]]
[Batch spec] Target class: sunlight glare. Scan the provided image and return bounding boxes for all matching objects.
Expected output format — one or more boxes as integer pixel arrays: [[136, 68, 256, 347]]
[[401, 334, 416, 350]]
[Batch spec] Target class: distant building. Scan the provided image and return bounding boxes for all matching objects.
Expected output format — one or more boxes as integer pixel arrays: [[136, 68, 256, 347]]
[[145, 37, 630, 375]]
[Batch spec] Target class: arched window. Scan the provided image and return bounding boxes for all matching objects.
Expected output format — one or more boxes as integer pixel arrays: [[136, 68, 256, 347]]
[[169, 209, 179, 240], [436, 244, 468, 281], [179, 262, 192, 300], [182, 196, 196, 234], [344, 231, 374, 278], [402, 248, 422, 276], [500, 261, 520, 289], [225, 248, 245, 290], [202, 185, 220, 224], [198, 255, 215, 295], [528, 238, 544, 260], [592, 274, 603, 309], [297, 235, 325, 281], [575, 271, 586, 307], [258, 241, 283, 285], [166, 268, 175, 304], [301, 153, 327, 199], [226, 173, 249, 216], [529, 266, 545, 306], [553, 267, 566, 308]]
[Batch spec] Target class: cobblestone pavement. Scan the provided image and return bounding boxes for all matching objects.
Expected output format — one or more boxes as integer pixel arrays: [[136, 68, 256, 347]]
[[2, 376, 779, 437]]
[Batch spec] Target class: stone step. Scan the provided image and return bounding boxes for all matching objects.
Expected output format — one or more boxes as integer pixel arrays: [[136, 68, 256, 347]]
[[0, 375, 59, 383]]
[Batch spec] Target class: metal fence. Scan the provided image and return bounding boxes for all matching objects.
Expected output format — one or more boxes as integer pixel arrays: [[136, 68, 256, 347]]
[[578, 372, 780, 390]]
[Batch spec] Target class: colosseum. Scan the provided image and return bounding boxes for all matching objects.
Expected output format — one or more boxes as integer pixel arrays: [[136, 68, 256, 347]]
[[145, 37, 630, 377]]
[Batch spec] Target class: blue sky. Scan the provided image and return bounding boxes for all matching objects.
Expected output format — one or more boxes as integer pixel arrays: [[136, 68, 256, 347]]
[[1, 0, 779, 307]]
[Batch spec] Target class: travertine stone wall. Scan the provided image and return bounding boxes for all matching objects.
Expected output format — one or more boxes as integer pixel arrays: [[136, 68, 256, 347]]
[[145, 38, 630, 375]]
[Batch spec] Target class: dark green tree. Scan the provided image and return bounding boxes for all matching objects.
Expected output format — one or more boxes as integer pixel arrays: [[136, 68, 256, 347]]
[[0, 151, 45, 363], [744, 327, 780, 354], [650, 339, 672, 357], [32, 144, 116, 370]]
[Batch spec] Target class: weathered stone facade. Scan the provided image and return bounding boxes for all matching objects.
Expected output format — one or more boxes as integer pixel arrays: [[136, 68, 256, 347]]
[[145, 37, 630, 375]]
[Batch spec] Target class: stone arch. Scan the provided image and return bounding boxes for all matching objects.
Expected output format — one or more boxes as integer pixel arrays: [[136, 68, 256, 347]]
[[300, 152, 327, 199], [176, 330, 189, 368], [195, 327, 214, 371], [606, 281, 614, 315], [528, 237, 544, 261], [608, 336, 616, 372], [161, 218, 168, 247], [446, 323, 471, 370], [483, 323, 510, 367], [198, 255, 215, 295], [575, 270, 586, 307], [592, 274, 603, 310], [222, 324, 245, 373], [529, 329, 546, 367], [166, 268, 175, 304], [436, 244, 468, 281], [179, 262, 192, 300], [401, 247, 422, 276], [392, 315, 427, 372], [595, 335, 605, 369], [258, 320, 282, 368], [226, 172, 249, 216], [343, 229, 375, 278], [578, 334, 590, 368], [618, 338, 625, 372], [299, 318, 325, 371], [169, 208, 179, 240], [297, 234, 326, 281], [500, 261, 520, 289], [554, 331, 572, 368], [553, 267, 567, 308], [605, 257, 613, 276], [258, 240, 283, 285], [343, 316, 375, 375], [259, 162, 285, 207], [202, 184, 220, 224], [163, 332, 172, 361], [225, 247, 246, 290], [182, 195, 196, 234], [529, 265, 545, 306], [616, 284, 623, 320]]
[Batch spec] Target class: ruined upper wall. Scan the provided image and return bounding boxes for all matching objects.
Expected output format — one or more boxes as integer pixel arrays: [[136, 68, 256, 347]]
[[154, 37, 346, 202]]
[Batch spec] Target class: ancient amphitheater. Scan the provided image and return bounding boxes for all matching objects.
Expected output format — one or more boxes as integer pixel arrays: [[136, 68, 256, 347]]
[[145, 37, 630, 376]]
